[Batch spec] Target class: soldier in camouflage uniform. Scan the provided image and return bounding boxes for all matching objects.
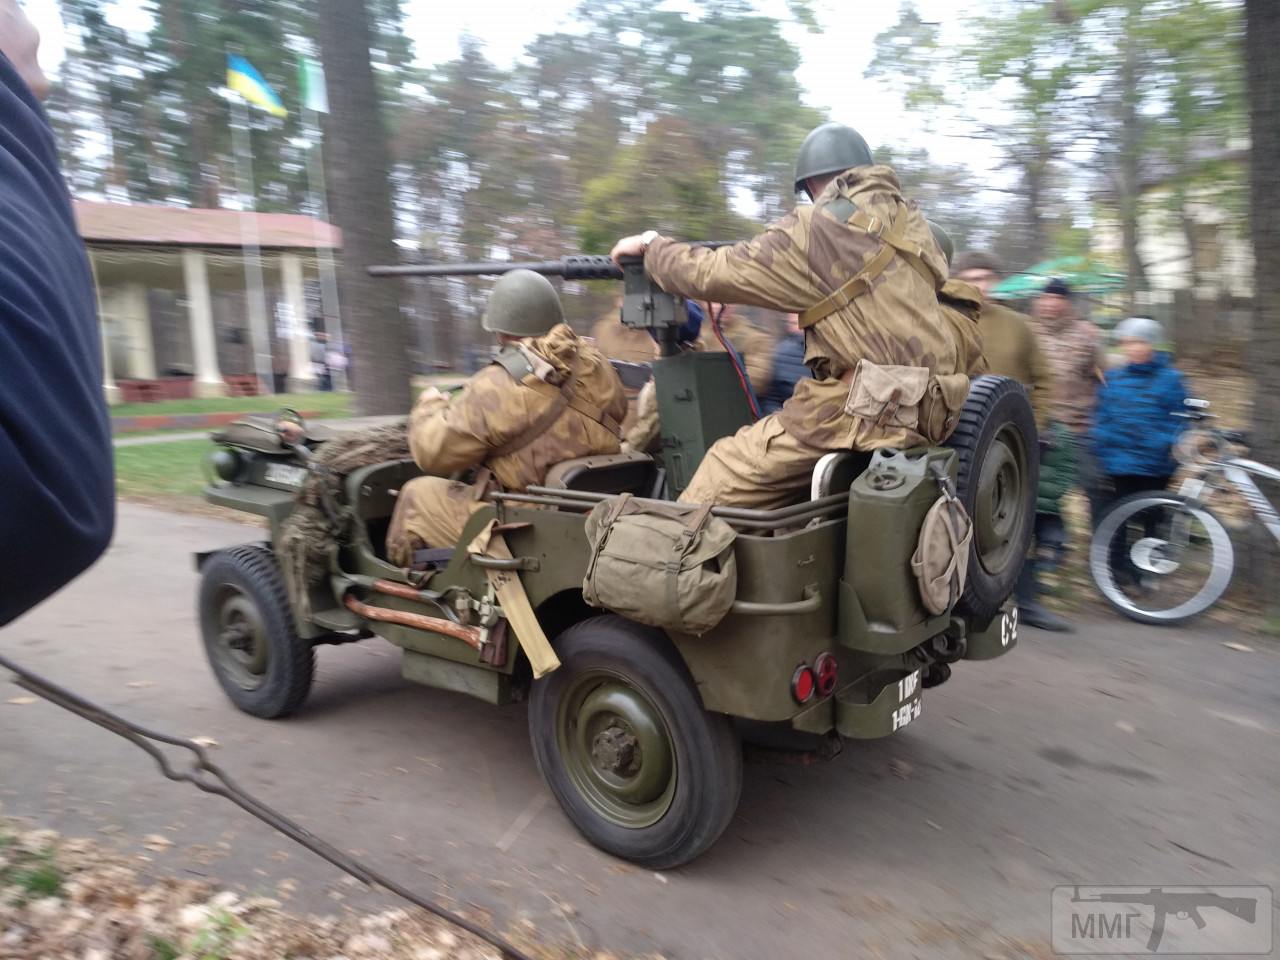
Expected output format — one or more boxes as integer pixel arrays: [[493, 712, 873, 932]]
[[611, 122, 968, 509], [386, 270, 628, 565]]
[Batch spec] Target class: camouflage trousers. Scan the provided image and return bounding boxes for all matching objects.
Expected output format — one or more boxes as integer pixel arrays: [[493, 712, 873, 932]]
[[677, 413, 828, 510], [386, 476, 486, 567]]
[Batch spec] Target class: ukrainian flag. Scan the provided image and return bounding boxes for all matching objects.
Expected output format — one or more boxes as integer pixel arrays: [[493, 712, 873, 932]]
[[227, 54, 287, 118]]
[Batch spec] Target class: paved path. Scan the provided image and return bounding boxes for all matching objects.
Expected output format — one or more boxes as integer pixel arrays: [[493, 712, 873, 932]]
[[2, 503, 1278, 958]]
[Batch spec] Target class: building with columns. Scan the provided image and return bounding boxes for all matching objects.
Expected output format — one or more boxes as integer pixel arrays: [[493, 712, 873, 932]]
[[75, 201, 342, 404]]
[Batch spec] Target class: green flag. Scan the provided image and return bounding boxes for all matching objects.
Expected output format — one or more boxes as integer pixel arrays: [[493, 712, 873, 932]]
[[299, 56, 328, 114]]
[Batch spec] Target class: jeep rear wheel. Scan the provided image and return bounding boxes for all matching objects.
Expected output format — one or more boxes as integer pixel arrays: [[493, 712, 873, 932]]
[[199, 546, 314, 719], [944, 375, 1039, 620], [529, 615, 742, 869]]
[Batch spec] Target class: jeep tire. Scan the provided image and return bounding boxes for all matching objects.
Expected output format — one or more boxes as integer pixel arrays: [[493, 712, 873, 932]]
[[199, 545, 314, 718], [529, 615, 742, 869], [944, 375, 1039, 620]]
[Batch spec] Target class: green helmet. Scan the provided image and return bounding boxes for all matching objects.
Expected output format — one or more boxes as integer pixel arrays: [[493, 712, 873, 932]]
[[482, 269, 564, 337], [793, 122, 873, 193], [927, 220, 954, 267]]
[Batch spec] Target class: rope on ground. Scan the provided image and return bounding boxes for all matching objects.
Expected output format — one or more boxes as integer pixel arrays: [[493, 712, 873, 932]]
[[0, 651, 536, 960]]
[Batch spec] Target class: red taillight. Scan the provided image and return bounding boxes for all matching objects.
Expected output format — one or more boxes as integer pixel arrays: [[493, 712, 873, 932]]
[[791, 664, 816, 704], [814, 652, 838, 697]]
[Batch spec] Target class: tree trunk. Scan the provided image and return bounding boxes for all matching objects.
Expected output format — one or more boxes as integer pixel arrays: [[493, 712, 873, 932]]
[[316, 0, 412, 415], [1244, 0, 1280, 610], [1119, 0, 1145, 315]]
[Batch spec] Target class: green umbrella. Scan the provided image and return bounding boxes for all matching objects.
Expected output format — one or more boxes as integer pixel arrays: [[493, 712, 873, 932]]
[[990, 256, 1127, 299]]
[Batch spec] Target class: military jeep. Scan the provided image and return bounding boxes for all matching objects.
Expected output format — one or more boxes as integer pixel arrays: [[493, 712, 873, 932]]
[[196, 257, 1036, 869]]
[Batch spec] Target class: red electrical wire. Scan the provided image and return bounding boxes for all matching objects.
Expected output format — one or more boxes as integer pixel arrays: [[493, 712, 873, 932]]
[[706, 301, 761, 420]]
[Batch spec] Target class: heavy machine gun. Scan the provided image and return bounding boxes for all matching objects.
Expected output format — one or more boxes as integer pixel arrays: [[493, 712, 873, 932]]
[[369, 248, 730, 357]]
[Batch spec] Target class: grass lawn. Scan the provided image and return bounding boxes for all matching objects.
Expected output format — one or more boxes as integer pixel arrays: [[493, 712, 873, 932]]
[[114, 439, 211, 502], [111, 391, 352, 420]]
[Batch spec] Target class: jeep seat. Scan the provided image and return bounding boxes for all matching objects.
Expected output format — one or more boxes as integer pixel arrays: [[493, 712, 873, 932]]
[[811, 450, 873, 500], [544, 451, 663, 497]]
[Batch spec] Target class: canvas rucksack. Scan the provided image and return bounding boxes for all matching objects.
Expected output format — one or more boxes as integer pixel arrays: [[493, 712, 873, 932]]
[[582, 494, 737, 636]]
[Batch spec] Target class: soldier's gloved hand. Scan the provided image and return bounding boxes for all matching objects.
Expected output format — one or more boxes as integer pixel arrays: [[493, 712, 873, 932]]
[[417, 386, 447, 405], [610, 234, 647, 264], [276, 421, 305, 445]]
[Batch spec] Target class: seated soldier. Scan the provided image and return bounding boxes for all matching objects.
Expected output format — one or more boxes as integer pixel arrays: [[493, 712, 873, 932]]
[[386, 269, 628, 566], [611, 122, 967, 509]]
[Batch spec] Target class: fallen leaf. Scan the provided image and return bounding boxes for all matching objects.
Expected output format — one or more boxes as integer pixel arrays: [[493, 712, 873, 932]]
[[1116, 720, 1137, 733], [925, 819, 943, 831], [1222, 641, 1254, 653], [125, 681, 155, 689], [142, 834, 173, 851], [190, 736, 218, 749], [6, 696, 36, 705], [890, 758, 914, 779]]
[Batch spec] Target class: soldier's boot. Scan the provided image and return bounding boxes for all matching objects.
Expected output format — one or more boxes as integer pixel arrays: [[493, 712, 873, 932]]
[[1016, 560, 1073, 633]]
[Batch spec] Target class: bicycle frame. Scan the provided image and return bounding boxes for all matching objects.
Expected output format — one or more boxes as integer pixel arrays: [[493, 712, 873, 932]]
[[1178, 457, 1280, 544]]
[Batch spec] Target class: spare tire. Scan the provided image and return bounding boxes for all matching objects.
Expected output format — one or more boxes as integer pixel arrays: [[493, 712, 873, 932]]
[[943, 375, 1038, 620]]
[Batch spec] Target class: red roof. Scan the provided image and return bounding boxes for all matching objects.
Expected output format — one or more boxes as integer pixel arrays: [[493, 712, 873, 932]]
[[73, 200, 341, 250]]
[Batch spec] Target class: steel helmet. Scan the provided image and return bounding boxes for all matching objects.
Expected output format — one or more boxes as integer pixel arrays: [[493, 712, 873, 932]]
[[927, 220, 954, 267], [794, 122, 873, 193], [481, 269, 564, 337]]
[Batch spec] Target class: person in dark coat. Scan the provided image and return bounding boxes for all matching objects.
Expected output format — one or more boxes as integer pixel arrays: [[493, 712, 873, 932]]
[[760, 313, 811, 415], [1, 8, 114, 627]]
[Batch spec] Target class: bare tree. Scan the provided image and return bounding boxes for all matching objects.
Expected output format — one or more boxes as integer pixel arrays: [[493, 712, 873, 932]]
[[316, 0, 411, 415]]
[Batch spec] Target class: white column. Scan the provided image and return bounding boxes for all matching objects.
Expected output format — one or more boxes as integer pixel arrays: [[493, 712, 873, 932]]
[[88, 252, 121, 404], [280, 252, 316, 392], [123, 282, 156, 380], [182, 249, 227, 398], [101, 321, 121, 405]]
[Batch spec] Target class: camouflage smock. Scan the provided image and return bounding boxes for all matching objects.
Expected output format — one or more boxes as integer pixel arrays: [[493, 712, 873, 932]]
[[387, 324, 627, 562], [645, 164, 965, 455]]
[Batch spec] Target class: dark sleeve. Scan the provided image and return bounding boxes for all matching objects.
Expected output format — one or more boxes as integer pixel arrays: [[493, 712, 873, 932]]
[[0, 56, 114, 626]]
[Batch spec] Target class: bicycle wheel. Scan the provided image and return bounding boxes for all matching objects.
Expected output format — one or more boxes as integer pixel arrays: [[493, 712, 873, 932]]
[[1089, 492, 1234, 626]]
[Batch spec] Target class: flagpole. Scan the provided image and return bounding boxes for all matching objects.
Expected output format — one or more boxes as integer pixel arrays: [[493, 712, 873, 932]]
[[229, 87, 274, 397], [303, 102, 347, 392]]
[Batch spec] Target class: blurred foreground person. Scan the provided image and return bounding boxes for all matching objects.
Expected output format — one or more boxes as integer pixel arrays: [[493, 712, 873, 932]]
[[1, 3, 114, 626], [386, 270, 627, 565], [612, 121, 965, 508]]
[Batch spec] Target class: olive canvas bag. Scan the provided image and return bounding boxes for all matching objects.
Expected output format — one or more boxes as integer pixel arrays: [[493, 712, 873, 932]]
[[582, 493, 737, 636]]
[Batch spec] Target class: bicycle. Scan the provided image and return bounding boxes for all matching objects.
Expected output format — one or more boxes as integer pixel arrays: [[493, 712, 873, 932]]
[[1089, 399, 1279, 625]]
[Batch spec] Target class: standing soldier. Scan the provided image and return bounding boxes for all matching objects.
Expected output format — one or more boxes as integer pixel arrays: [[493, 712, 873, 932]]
[[386, 270, 627, 565], [952, 250, 1053, 434], [611, 122, 967, 508]]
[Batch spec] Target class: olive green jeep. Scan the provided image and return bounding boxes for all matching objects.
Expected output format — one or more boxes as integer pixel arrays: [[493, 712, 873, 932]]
[[196, 259, 1036, 869]]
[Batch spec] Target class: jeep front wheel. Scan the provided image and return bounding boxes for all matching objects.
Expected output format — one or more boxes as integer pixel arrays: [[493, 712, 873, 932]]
[[198, 545, 314, 719], [529, 615, 742, 869]]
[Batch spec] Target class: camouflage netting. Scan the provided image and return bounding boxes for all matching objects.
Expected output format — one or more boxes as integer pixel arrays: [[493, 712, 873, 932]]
[[277, 420, 411, 621]]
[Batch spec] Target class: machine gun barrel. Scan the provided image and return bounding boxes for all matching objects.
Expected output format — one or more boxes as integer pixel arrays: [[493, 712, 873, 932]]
[[368, 255, 624, 281]]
